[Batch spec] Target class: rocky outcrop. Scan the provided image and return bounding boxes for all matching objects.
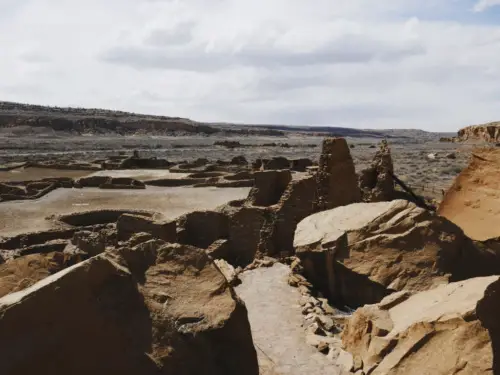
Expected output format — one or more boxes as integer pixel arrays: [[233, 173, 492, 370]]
[[117, 214, 176, 242], [359, 140, 395, 202], [342, 276, 500, 375], [439, 148, 500, 241], [294, 199, 500, 308], [0, 242, 259, 375], [314, 138, 360, 212], [457, 122, 500, 143], [246, 170, 291, 207]]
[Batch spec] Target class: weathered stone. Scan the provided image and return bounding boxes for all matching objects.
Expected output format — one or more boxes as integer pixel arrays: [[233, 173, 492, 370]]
[[176, 211, 229, 249], [314, 137, 360, 211], [290, 158, 314, 172], [295, 199, 500, 308], [257, 176, 316, 256], [71, 230, 107, 256], [0, 245, 259, 375], [217, 205, 267, 267], [206, 239, 231, 260], [117, 213, 176, 242], [342, 276, 500, 375], [263, 156, 290, 170], [246, 170, 291, 207], [0, 252, 83, 298], [359, 140, 395, 202]]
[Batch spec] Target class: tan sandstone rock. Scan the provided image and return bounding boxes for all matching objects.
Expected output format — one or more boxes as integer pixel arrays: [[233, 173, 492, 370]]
[[294, 199, 500, 307], [439, 148, 500, 241], [0, 243, 258, 375], [314, 137, 360, 211], [342, 276, 500, 375], [457, 122, 500, 143]]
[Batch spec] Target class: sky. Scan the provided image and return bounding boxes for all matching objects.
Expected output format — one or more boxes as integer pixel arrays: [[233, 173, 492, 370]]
[[1, 0, 500, 131]]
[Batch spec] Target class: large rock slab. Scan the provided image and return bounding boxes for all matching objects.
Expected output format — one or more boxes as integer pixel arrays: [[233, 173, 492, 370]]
[[439, 148, 500, 240], [295, 199, 500, 307], [0, 243, 258, 375], [342, 276, 500, 375]]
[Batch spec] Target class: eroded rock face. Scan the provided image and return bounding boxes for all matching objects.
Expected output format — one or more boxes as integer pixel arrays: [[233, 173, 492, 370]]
[[359, 140, 395, 202], [342, 276, 500, 375], [439, 148, 500, 241], [294, 199, 500, 308], [0, 242, 259, 375], [0, 252, 83, 298], [314, 138, 360, 212], [457, 122, 500, 143]]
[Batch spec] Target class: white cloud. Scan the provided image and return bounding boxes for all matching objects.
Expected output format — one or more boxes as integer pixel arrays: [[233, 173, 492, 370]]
[[0, 0, 499, 131], [474, 0, 500, 12]]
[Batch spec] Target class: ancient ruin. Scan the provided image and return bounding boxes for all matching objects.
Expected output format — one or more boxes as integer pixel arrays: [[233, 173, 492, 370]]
[[1, 129, 499, 375]]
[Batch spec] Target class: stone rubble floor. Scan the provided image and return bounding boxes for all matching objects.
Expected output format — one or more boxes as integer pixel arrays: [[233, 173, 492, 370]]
[[236, 263, 345, 375]]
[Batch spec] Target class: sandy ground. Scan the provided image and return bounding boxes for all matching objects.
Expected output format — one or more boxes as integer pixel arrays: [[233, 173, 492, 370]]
[[0, 167, 91, 182], [236, 264, 343, 375], [88, 169, 189, 180], [0, 186, 250, 236]]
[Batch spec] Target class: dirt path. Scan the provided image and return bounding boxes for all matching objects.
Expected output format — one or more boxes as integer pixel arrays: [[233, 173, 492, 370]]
[[235, 264, 343, 375]]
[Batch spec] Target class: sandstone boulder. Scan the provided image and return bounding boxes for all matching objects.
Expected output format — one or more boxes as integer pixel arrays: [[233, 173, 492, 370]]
[[0, 244, 258, 375], [314, 137, 360, 211], [0, 252, 82, 298], [294, 199, 500, 308], [439, 148, 500, 240], [342, 276, 500, 375], [359, 140, 395, 202]]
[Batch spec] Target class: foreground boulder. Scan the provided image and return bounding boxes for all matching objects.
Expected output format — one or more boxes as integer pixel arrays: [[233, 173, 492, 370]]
[[0, 252, 82, 298], [294, 199, 500, 308], [342, 276, 500, 375], [314, 138, 360, 211], [0, 243, 258, 375], [439, 148, 500, 241], [359, 140, 395, 202]]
